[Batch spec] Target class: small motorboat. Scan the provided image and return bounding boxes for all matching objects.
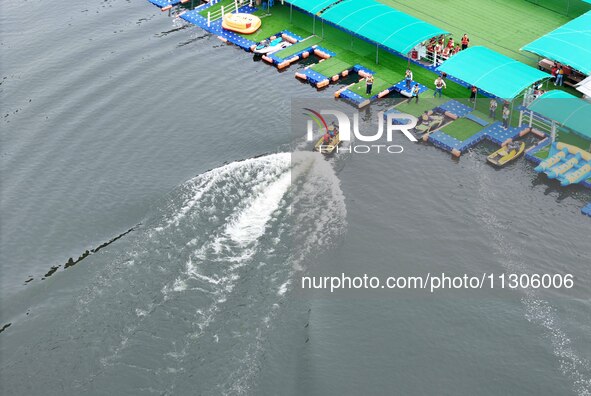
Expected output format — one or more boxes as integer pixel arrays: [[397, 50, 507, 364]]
[[222, 13, 261, 34], [314, 127, 341, 155], [487, 141, 525, 167], [253, 37, 291, 55]]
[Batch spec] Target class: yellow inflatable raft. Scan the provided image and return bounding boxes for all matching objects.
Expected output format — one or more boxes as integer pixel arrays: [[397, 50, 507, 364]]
[[222, 13, 261, 34]]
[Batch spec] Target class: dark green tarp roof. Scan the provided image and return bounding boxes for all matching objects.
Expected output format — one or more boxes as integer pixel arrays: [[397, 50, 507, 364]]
[[527, 90, 591, 140], [436, 46, 550, 99], [521, 11, 591, 75]]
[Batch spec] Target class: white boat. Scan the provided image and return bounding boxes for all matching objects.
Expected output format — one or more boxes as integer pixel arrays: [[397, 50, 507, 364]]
[[253, 37, 291, 55]]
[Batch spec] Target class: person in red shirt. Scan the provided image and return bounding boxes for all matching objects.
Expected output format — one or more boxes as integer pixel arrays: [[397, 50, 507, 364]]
[[461, 34, 470, 50], [447, 37, 454, 49], [434, 42, 443, 54], [426, 37, 436, 53], [550, 63, 558, 84]]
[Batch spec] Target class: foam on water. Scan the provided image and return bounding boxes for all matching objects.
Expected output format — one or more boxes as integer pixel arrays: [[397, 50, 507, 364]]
[[0, 152, 346, 395], [472, 159, 591, 396]]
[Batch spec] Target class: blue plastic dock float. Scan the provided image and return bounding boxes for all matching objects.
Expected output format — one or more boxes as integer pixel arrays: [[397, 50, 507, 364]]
[[391, 79, 428, 97], [466, 112, 489, 126], [180, 5, 258, 51]]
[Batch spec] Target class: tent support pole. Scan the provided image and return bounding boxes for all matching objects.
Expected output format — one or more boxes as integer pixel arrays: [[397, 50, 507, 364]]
[[376, 44, 379, 64], [290, 4, 292, 22], [313, 15, 315, 35], [519, 110, 523, 127], [529, 111, 533, 128], [551, 121, 557, 142]]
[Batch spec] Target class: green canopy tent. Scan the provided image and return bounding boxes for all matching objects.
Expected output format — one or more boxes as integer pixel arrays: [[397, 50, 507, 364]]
[[319, 0, 448, 57], [282, 0, 339, 32], [527, 90, 591, 142], [437, 46, 550, 100], [521, 11, 591, 75], [282, 0, 448, 63]]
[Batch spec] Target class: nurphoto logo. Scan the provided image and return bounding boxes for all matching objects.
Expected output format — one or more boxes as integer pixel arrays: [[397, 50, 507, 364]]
[[304, 108, 418, 154]]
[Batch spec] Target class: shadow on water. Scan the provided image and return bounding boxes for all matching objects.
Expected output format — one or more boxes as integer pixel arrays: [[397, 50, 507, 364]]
[[24, 224, 141, 285], [154, 24, 190, 38], [177, 34, 208, 47]]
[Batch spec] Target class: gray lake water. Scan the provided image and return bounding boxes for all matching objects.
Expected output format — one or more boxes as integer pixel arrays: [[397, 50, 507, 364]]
[[1, 1, 590, 395]]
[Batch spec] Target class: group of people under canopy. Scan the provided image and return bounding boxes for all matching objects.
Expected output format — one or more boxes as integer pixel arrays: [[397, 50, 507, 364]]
[[415, 34, 470, 65]]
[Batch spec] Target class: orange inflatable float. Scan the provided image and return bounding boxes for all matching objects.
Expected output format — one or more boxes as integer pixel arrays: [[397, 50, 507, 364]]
[[222, 13, 261, 34]]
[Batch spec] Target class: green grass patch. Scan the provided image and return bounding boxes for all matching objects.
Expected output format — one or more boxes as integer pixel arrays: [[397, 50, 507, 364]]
[[523, 0, 591, 18], [310, 58, 354, 77], [274, 35, 323, 58], [199, 0, 236, 18], [394, 92, 448, 115], [242, 6, 311, 42], [534, 146, 551, 159], [347, 76, 394, 99], [441, 118, 485, 141]]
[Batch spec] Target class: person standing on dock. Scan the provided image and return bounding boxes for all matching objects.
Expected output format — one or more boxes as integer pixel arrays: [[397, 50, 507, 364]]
[[470, 86, 477, 103], [489, 99, 498, 119], [502, 105, 510, 129], [366, 74, 374, 95], [409, 84, 420, 104], [461, 34, 470, 50], [405, 68, 413, 90], [433, 76, 446, 98]]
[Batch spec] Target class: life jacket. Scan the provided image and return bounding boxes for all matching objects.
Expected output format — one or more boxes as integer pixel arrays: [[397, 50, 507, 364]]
[[461, 36, 469, 45], [323, 133, 330, 143]]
